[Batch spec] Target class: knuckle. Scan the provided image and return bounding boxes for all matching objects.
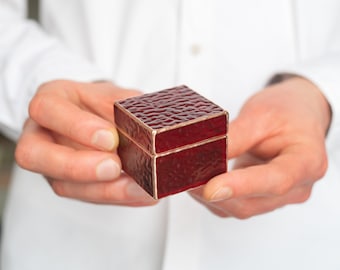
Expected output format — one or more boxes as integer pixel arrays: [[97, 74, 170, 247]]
[[288, 185, 313, 205], [15, 142, 32, 170], [28, 93, 45, 121], [296, 188, 312, 203], [271, 174, 294, 196], [315, 153, 328, 180], [50, 181, 67, 197], [304, 145, 329, 180]]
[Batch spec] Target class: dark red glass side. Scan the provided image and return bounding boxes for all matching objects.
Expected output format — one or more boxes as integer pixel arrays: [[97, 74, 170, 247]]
[[117, 131, 154, 197], [156, 137, 227, 198]]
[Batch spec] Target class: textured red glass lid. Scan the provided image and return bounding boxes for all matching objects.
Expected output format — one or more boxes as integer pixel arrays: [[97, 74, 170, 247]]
[[115, 85, 228, 154], [118, 85, 223, 128]]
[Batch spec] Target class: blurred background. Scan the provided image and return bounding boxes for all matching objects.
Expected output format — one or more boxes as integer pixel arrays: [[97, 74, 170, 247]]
[[0, 134, 15, 235]]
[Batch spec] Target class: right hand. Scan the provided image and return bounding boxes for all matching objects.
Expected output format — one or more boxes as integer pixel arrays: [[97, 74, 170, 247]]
[[15, 80, 156, 206]]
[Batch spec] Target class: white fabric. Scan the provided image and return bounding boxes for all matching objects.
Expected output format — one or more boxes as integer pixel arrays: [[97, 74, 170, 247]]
[[1, 0, 340, 269]]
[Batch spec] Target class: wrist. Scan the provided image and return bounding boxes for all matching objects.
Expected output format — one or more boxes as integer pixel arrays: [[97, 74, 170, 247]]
[[285, 77, 332, 136]]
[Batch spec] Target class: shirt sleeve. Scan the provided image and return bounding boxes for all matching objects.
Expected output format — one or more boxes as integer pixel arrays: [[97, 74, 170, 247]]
[[0, 0, 108, 140]]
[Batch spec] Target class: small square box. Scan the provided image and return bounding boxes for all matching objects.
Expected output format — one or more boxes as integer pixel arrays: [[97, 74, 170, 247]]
[[114, 85, 228, 199]]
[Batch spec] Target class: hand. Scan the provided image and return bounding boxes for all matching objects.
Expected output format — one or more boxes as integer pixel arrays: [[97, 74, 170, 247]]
[[15, 80, 156, 206], [190, 77, 331, 218]]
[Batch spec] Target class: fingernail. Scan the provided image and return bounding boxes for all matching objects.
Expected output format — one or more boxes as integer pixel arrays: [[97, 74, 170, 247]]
[[96, 159, 121, 181], [126, 182, 152, 200], [92, 129, 118, 151], [209, 186, 233, 202]]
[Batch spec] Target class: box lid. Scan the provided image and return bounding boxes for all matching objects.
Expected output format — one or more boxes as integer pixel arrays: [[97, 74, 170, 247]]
[[114, 85, 228, 154]]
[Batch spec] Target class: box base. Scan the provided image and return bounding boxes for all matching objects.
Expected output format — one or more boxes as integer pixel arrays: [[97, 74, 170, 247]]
[[118, 131, 227, 199]]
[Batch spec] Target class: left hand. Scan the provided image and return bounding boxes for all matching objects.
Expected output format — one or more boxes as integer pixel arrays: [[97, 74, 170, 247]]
[[189, 77, 331, 218], [15, 80, 156, 206]]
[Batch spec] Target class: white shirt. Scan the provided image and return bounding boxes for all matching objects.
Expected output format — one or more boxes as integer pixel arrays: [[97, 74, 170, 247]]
[[1, 1, 340, 269]]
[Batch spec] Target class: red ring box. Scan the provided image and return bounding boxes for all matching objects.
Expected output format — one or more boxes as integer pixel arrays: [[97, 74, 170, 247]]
[[114, 85, 228, 199]]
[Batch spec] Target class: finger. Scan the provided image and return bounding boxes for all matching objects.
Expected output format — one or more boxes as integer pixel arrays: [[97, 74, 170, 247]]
[[202, 144, 326, 201], [29, 94, 118, 151], [204, 183, 313, 219], [16, 120, 121, 182], [48, 175, 157, 206]]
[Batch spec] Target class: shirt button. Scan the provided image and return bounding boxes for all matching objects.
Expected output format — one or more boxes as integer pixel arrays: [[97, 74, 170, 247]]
[[190, 44, 202, 56]]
